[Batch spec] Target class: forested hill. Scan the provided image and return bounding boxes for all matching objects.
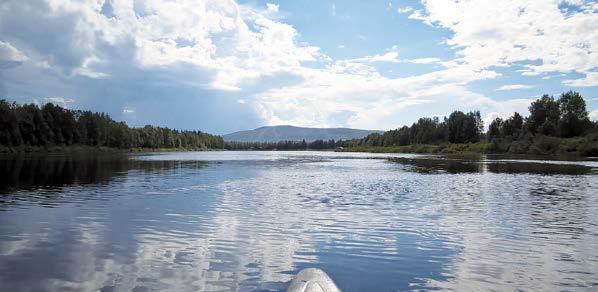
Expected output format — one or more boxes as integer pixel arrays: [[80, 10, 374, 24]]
[[223, 125, 382, 142], [0, 100, 224, 151]]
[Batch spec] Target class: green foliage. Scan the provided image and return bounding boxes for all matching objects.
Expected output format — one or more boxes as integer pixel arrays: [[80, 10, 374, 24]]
[[447, 110, 483, 143], [574, 131, 598, 156], [488, 118, 502, 140], [0, 100, 22, 146], [500, 112, 524, 137], [4, 91, 593, 156], [558, 91, 591, 137], [356, 110, 483, 148], [0, 100, 224, 151], [349, 91, 594, 156], [492, 91, 591, 141], [528, 135, 561, 155], [488, 138, 511, 153], [225, 139, 343, 150], [340, 144, 441, 154], [527, 94, 560, 134]]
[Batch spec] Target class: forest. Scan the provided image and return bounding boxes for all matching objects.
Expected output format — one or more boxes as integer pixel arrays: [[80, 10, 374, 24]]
[[225, 139, 349, 151], [350, 91, 597, 155], [0, 100, 224, 151], [225, 91, 597, 155], [1, 91, 596, 155]]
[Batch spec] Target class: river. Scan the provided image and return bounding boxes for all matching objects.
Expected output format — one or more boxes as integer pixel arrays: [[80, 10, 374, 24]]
[[1, 151, 597, 291]]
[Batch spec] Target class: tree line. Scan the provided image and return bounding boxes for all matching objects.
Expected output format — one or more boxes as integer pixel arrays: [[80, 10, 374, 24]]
[[357, 110, 484, 147], [221, 91, 596, 154], [488, 91, 592, 139], [2, 91, 595, 154], [354, 91, 595, 149], [225, 139, 349, 150], [0, 100, 224, 150]]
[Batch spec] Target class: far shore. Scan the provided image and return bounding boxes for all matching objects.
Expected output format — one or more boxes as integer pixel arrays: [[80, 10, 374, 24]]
[[2, 139, 596, 159], [0, 145, 218, 154]]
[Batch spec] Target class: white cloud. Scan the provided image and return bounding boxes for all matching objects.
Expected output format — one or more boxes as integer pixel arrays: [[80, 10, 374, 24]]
[[0, 41, 27, 62], [408, 57, 441, 64], [35, 97, 75, 108], [590, 109, 598, 121], [411, 0, 598, 82], [1, 0, 322, 88], [563, 72, 598, 87], [397, 6, 414, 14], [265, 3, 279, 13], [0, 40, 28, 68], [249, 64, 513, 129], [46, 96, 73, 103], [0, 0, 577, 131], [496, 84, 534, 91], [72, 56, 110, 79], [342, 45, 400, 63]]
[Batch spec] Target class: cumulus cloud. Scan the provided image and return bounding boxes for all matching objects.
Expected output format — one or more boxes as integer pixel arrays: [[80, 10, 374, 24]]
[[563, 72, 598, 87], [0, 40, 28, 69], [0, 0, 320, 131], [407, 57, 442, 64], [0, 0, 593, 132], [410, 0, 598, 86], [496, 84, 534, 91], [266, 3, 279, 13], [397, 6, 414, 14], [1, 0, 320, 87], [342, 45, 401, 63]]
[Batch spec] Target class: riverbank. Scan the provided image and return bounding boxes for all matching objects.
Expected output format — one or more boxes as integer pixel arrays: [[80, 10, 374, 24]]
[[340, 134, 598, 156], [339, 143, 487, 154], [0, 145, 216, 154], [339, 135, 598, 156], [2, 133, 597, 157]]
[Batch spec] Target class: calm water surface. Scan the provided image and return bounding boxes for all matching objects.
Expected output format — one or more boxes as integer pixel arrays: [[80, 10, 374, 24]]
[[1, 151, 597, 291]]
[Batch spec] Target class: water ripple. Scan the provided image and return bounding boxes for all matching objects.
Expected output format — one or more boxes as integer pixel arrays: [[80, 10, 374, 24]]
[[0, 152, 597, 291]]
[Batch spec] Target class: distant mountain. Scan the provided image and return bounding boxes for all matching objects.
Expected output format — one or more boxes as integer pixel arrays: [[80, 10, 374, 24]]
[[223, 125, 383, 142]]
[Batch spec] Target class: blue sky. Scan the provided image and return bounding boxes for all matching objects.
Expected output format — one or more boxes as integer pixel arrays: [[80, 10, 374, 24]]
[[0, 0, 596, 134]]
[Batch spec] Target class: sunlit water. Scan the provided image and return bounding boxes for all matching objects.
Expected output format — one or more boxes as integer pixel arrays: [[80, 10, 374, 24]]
[[1, 151, 597, 291]]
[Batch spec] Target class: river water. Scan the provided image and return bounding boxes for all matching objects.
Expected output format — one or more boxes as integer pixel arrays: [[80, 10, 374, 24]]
[[1, 151, 597, 291]]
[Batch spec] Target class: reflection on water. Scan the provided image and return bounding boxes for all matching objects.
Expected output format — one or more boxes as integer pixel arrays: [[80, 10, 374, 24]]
[[0, 154, 207, 210], [0, 151, 597, 291], [0, 153, 210, 191], [390, 156, 596, 175]]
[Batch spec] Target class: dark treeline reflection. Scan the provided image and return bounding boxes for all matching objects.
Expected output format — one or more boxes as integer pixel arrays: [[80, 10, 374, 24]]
[[389, 156, 594, 175], [485, 161, 592, 175], [0, 154, 205, 194], [390, 157, 484, 173]]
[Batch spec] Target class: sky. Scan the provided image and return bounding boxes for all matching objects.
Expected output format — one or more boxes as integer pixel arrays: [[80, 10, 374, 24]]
[[0, 0, 597, 134]]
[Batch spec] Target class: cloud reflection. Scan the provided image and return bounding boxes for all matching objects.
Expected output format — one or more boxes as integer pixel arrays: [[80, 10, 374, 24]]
[[0, 152, 597, 291]]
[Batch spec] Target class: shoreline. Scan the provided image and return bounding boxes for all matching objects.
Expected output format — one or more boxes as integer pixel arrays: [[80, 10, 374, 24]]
[[0, 145, 218, 154], [0, 145, 594, 159], [2, 134, 597, 158], [340, 134, 598, 157]]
